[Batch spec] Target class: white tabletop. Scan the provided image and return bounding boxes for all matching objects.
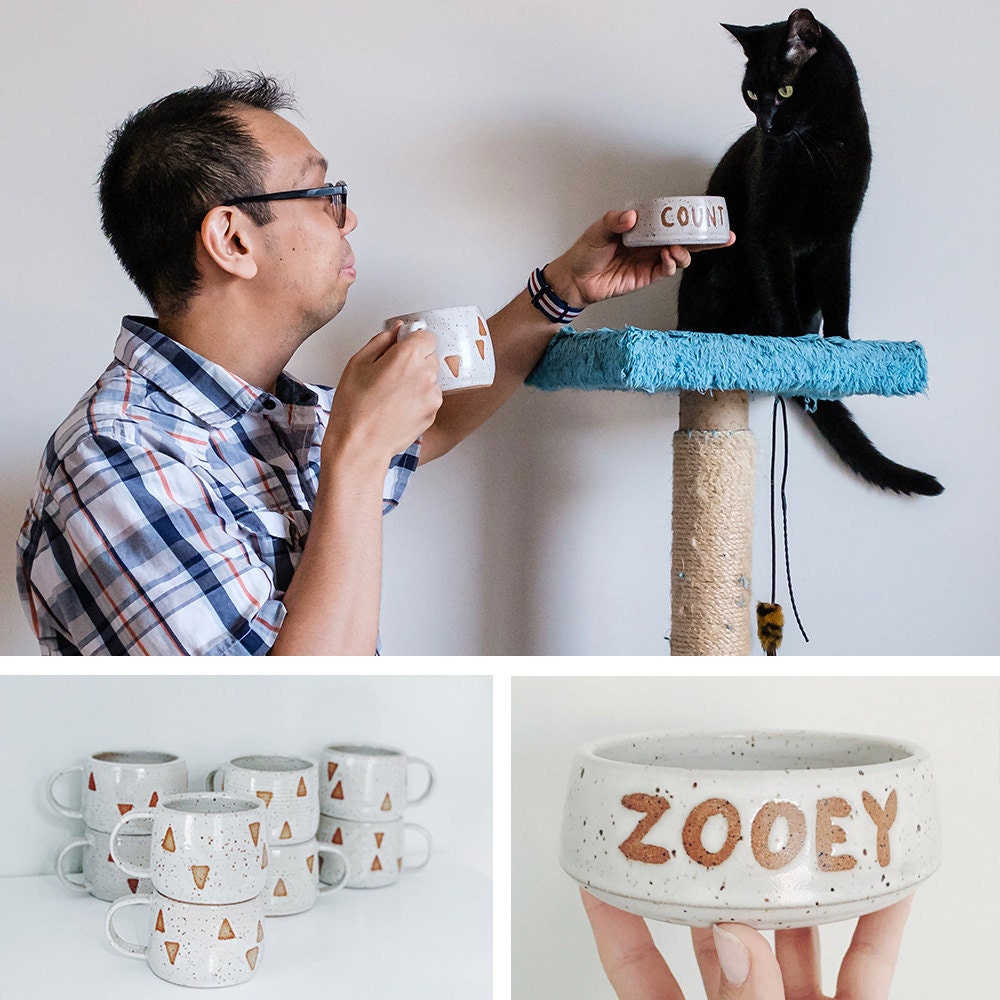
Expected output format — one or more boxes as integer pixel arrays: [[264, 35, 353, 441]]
[[0, 863, 491, 996]]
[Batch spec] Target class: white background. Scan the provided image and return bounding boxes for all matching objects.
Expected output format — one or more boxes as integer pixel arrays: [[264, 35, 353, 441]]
[[0, 674, 491, 877], [1, 1, 998, 657], [512, 674, 1000, 998]]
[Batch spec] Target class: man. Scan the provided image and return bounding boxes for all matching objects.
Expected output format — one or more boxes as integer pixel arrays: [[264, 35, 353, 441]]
[[16, 71, 731, 655]]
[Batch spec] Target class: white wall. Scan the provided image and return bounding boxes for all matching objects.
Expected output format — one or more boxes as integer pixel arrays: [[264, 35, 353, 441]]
[[0, 673, 491, 878], [2, 1, 998, 656], [512, 674, 1000, 998]]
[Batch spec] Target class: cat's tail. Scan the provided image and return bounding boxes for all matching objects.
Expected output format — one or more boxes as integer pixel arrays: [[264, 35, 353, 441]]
[[795, 398, 944, 496]]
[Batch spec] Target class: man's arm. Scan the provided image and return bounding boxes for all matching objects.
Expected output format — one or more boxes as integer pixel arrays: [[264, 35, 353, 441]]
[[418, 210, 733, 462], [268, 326, 441, 655]]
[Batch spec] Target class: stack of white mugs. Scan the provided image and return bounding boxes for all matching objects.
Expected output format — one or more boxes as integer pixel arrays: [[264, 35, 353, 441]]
[[204, 755, 349, 915], [48, 743, 434, 987], [316, 743, 435, 890], [48, 751, 188, 902]]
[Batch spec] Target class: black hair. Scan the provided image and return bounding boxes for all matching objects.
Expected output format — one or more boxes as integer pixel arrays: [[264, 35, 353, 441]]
[[98, 71, 296, 315]]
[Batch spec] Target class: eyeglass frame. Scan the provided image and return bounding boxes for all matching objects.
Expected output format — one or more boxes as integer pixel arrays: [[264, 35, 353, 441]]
[[221, 181, 349, 229]]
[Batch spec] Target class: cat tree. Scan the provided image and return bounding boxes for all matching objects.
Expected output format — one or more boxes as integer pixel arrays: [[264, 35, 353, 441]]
[[526, 328, 929, 655]]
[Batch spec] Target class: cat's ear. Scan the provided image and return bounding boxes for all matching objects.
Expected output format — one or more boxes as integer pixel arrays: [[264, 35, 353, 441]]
[[721, 22, 765, 56], [786, 8, 822, 67]]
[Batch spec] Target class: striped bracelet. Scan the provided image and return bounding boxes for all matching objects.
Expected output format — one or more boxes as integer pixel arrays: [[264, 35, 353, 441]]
[[527, 266, 584, 324]]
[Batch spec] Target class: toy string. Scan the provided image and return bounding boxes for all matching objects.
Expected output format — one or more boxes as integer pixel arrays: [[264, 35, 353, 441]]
[[769, 397, 809, 642]]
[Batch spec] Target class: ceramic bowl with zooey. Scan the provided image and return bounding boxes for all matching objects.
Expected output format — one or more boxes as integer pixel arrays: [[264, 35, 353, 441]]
[[560, 730, 941, 929], [622, 195, 730, 247]]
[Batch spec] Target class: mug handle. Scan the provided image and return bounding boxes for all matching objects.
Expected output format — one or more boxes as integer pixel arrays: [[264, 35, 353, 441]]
[[109, 811, 154, 878], [105, 894, 151, 958], [55, 837, 90, 892], [45, 765, 84, 820], [406, 757, 436, 807], [315, 845, 350, 895], [403, 822, 434, 873], [204, 767, 224, 792]]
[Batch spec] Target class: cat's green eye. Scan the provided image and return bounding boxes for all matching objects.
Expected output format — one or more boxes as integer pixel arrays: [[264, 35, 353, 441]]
[[778, 85, 794, 98], [746, 89, 758, 101]]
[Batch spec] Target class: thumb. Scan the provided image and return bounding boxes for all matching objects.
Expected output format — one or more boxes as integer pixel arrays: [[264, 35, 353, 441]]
[[710, 924, 785, 1000]]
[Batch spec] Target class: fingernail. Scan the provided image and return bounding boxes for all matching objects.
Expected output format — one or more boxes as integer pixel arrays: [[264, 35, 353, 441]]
[[713, 925, 750, 987]]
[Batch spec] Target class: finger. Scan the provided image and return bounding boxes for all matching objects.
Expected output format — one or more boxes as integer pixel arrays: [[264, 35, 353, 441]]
[[774, 927, 822, 1000], [835, 894, 914, 1000], [665, 245, 693, 269], [694, 924, 786, 1000], [580, 889, 686, 1000]]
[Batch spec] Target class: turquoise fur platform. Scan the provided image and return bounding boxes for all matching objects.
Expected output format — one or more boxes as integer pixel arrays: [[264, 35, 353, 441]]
[[526, 328, 928, 399]]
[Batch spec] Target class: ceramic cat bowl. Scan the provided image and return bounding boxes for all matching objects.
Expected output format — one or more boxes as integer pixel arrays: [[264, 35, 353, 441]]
[[560, 730, 941, 929], [622, 195, 729, 247]]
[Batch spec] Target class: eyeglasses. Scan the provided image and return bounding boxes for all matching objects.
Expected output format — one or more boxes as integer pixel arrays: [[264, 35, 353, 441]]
[[223, 181, 349, 229]]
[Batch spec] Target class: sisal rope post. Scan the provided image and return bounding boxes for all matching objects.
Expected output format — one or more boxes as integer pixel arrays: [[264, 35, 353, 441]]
[[670, 390, 755, 655]]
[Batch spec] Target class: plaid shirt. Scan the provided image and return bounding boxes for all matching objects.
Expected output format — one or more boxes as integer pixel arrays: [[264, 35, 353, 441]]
[[16, 317, 419, 655]]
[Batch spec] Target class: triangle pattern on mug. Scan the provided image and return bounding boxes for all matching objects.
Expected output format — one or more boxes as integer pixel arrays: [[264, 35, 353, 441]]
[[279, 822, 292, 840], [478, 317, 488, 338], [381, 794, 392, 812], [297, 777, 308, 797], [218, 919, 235, 940], [332, 827, 343, 845], [88, 773, 96, 791], [306, 855, 315, 873], [273, 879, 287, 897], [191, 865, 210, 890], [256, 791, 273, 807], [257, 921, 264, 943], [371, 856, 382, 872], [156, 910, 165, 933], [476, 340, 486, 360], [331, 781, 344, 800], [327, 762, 338, 780], [165, 942, 180, 965], [162, 828, 176, 852], [444, 355, 461, 377], [261, 843, 268, 869], [375, 832, 385, 848], [117, 804, 133, 815], [149, 791, 159, 807], [249, 822, 261, 846], [127, 878, 139, 894], [246, 947, 259, 970]]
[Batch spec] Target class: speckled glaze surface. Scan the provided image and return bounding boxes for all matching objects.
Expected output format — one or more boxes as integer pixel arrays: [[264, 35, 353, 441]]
[[46, 751, 187, 833], [318, 743, 435, 821], [206, 755, 319, 847], [622, 196, 730, 247], [56, 825, 153, 901], [317, 815, 432, 889], [110, 792, 268, 905], [105, 889, 265, 987], [387, 306, 496, 393], [560, 731, 941, 929], [265, 837, 348, 915]]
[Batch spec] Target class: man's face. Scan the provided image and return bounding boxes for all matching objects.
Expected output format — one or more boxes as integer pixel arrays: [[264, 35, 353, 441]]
[[240, 107, 358, 340]]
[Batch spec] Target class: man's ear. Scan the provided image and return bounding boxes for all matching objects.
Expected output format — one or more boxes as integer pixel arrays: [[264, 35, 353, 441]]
[[199, 206, 259, 279]]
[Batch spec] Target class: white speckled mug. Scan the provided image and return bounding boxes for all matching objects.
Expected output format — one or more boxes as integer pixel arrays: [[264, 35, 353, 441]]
[[205, 754, 319, 846], [265, 837, 349, 915], [622, 195, 730, 247], [561, 730, 941, 929], [105, 889, 265, 987], [319, 743, 436, 821], [317, 815, 432, 889], [56, 825, 153, 901], [46, 751, 187, 832], [386, 306, 496, 393], [110, 792, 268, 904]]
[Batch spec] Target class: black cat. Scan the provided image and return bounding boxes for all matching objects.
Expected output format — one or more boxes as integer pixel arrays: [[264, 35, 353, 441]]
[[677, 8, 942, 496]]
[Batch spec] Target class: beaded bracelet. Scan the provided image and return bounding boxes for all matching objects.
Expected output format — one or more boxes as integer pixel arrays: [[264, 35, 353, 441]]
[[527, 266, 584, 324]]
